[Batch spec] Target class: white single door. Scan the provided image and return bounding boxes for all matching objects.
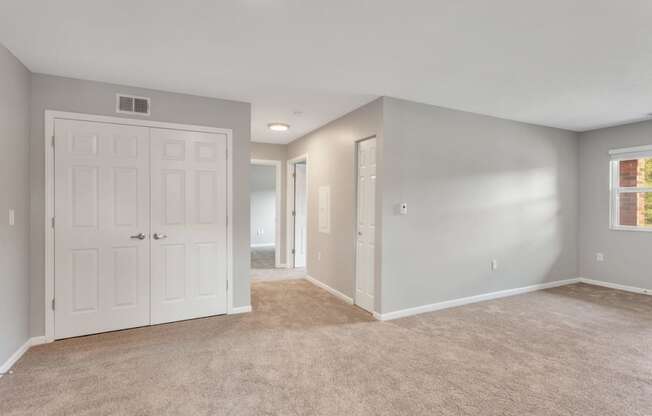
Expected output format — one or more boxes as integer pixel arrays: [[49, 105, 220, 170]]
[[293, 163, 307, 267], [150, 128, 228, 324], [355, 138, 376, 313], [54, 119, 150, 339]]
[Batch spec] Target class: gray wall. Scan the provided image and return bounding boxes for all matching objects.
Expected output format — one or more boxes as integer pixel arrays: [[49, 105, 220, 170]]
[[380, 97, 579, 313], [29, 74, 251, 336], [287, 99, 383, 301], [0, 45, 31, 364], [579, 121, 652, 290], [251, 143, 288, 265]]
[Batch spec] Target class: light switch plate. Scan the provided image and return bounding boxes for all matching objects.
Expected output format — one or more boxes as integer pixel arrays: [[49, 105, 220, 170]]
[[8, 209, 15, 226]]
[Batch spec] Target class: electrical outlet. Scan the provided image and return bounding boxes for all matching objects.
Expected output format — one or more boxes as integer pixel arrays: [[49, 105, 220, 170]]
[[596, 253, 604, 262], [490, 259, 498, 271]]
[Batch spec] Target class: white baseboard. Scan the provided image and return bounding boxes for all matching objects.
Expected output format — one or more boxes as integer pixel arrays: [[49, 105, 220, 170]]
[[230, 305, 252, 314], [0, 336, 51, 378], [250, 243, 275, 248], [579, 277, 651, 296], [305, 275, 354, 304], [275, 263, 289, 269], [375, 278, 581, 321]]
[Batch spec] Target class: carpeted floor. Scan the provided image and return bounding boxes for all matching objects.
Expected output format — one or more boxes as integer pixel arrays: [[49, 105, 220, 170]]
[[251, 246, 276, 269], [1, 281, 651, 415], [251, 266, 306, 281], [251, 245, 306, 281]]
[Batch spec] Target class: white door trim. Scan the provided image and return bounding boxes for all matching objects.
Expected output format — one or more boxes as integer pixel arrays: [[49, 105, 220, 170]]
[[286, 154, 308, 268], [44, 110, 234, 342], [251, 158, 282, 268]]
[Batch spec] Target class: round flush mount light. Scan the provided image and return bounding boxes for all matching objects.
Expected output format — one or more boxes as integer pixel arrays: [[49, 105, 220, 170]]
[[268, 123, 290, 132]]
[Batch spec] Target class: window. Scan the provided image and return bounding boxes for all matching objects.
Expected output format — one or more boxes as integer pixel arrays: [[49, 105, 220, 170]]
[[610, 145, 652, 230]]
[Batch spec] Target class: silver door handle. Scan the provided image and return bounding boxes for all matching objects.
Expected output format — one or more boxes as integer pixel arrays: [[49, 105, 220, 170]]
[[153, 233, 168, 240], [130, 233, 146, 240]]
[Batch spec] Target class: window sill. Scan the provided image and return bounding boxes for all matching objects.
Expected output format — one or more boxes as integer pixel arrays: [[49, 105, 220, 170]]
[[610, 225, 652, 233]]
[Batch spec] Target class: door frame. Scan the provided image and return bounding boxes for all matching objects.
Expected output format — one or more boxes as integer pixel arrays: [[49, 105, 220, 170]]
[[44, 110, 234, 342], [250, 158, 283, 268], [354, 135, 378, 313], [286, 154, 308, 268]]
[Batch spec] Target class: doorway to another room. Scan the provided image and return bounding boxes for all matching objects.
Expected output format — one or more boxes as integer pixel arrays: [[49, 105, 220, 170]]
[[250, 160, 282, 279]]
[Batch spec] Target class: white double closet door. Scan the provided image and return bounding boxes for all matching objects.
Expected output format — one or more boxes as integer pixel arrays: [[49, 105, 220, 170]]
[[54, 119, 228, 339]]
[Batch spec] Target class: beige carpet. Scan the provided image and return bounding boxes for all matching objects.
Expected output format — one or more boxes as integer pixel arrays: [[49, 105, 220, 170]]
[[251, 246, 276, 269], [1, 281, 651, 415], [251, 266, 306, 282]]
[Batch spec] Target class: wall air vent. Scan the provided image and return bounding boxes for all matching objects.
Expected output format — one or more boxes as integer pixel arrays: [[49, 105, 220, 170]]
[[116, 94, 150, 116]]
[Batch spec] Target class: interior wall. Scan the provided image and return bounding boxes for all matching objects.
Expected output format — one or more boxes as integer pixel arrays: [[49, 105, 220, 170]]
[[380, 97, 579, 314], [578, 121, 652, 290], [250, 165, 276, 247], [251, 143, 288, 265], [287, 98, 383, 301], [0, 44, 31, 364], [29, 74, 252, 336]]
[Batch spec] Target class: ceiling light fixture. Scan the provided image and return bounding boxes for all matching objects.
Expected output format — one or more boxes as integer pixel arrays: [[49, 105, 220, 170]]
[[268, 123, 290, 132]]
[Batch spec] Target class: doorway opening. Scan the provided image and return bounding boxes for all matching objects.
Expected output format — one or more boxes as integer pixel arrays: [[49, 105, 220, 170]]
[[250, 160, 282, 275]]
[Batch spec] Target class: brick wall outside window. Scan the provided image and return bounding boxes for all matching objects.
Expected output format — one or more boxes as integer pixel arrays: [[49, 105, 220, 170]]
[[618, 159, 648, 226]]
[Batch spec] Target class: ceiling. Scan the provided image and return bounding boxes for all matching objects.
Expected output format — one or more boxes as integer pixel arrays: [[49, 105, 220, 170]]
[[1, 1, 651, 144]]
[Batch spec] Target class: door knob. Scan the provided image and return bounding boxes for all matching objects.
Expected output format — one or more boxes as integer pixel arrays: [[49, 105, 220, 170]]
[[153, 233, 168, 240], [130, 233, 146, 240]]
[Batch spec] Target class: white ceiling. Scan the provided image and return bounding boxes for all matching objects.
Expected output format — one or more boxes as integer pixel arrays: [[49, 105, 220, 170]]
[[1, 1, 652, 144]]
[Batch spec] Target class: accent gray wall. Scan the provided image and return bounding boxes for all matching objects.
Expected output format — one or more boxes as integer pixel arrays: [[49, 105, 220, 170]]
[[251, 142, 288, 265], [380, 97, 579, 313], [579, 121, 652, 290], [0, 45, 31, 364], [29, 74, 251, 336], [287, 99, 383, 302]]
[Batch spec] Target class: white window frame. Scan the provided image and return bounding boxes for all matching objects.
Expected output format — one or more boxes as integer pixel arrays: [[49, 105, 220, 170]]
[[609, 144, 652, 232]]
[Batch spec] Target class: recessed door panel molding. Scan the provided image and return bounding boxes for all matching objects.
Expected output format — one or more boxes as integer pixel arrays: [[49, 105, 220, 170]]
[[163, 244, 187, 302], [355, 137, 377, 313], [150, 128, 228, 325], [197, 242, 219, 297], [196, 170, 218, 224], [71, 166, 99, 228], [54, 119, 151, 339], [112, 246, 139, 308], [162, 170, 187, 225], [113, 167, 139, 226], [71, 248, 99, 313]]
